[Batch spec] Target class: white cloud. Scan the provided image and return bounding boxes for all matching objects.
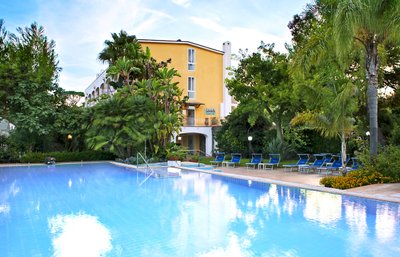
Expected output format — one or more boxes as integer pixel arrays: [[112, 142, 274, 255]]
[[171, 0, 191, 8], [189, 16, 224, 33], [49, 213, 112, 257], [189, 16, 288, 54], [197, 233, 251, 257], [36, 0, 173, 91]]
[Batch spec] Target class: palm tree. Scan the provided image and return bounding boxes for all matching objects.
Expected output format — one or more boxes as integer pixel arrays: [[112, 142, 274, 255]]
[[107, 56, 140, 91], [321, 0, 400, 157], [292, 81, 358, 172], [98, 30, 142, 65], [290, 13, 360, 172]]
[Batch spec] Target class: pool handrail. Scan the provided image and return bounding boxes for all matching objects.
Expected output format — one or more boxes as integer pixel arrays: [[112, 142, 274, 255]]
[[137, 152, 155, 186]]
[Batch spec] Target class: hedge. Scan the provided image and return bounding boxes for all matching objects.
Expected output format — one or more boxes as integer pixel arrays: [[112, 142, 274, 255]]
[[320, 170, 394, 190], [20, 151, 116, 163]]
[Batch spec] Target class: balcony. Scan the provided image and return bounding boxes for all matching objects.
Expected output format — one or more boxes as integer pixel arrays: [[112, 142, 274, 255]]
[[183, 117, 220, 127]]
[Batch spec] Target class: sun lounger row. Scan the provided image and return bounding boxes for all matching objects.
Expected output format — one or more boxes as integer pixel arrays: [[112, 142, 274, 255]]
[[245, 153, 281, 170], [210, 152, 242, 167], [294, 154, 360, 174], [209, 152, 360, 173]]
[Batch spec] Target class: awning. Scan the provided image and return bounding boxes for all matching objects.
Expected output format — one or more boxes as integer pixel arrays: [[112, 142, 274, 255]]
[[185, 101, 205, 108]]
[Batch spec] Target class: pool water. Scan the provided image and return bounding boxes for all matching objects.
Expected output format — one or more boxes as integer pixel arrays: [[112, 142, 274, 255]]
[[0, 163, 399, 257]]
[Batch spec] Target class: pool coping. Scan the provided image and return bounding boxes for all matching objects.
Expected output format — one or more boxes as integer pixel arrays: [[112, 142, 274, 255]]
[[193, 168, 400, 204], [1, 161, 399, 204], [109, 161, 400, 203]]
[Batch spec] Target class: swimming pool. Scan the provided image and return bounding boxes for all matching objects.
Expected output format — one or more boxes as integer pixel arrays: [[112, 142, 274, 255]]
[[0, 163, 399, 256]]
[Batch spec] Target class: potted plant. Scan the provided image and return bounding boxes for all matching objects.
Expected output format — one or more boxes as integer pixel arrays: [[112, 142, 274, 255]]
[[211, 117, 218, 126], [186, 154, 199, 162]]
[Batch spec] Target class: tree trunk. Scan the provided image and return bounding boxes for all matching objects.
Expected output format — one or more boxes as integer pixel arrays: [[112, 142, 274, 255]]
[[341, 131, 347, 174], [365, 37, 379, 158], [275, 121, 284, 143]]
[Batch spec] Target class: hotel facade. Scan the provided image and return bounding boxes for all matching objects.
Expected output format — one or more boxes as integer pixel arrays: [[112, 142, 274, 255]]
[[85, 39, 235, 156]]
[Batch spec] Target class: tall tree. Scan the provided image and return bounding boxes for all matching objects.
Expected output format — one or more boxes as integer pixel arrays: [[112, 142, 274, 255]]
[[0, 21, 63, 151], [226, 43, 298, 143], [320, 0, 400, 157], [0, 19, 15, 120], [290, 4, 362, 171]]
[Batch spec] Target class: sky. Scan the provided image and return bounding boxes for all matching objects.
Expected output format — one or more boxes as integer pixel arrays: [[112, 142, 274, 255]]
[[1, 0, 311, 92]]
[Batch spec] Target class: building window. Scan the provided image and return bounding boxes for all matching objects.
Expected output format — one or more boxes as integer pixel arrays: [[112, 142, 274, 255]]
[[188, 48, 195, 70], [188, 77, 195, 99]]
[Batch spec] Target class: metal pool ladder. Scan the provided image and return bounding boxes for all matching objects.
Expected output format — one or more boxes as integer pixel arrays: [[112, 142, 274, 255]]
[[137, 152, 155, 186]]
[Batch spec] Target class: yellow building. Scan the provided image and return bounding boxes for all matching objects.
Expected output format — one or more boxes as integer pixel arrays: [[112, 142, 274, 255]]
[[139, 39, 234, 156], [85, 39, 234, 156]]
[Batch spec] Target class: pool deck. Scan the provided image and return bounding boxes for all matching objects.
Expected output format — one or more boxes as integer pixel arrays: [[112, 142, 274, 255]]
[[204, 165, 400, 203]]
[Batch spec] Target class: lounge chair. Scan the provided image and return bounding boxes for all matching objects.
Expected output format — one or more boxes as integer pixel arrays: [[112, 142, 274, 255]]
[[222, 153, 242, 168], [282, 154, 309, 172], [346, 157, 361, 172], [299, 154, 326, 173], [258, 154, 280, 170], [318, 155, 343, 175], [322, 153, 333, 165], [246, 153, 262, 169], [210, 152, 225, 166]]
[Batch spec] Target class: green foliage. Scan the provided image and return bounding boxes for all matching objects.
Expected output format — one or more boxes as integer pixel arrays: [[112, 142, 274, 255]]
[[263, 138, 295, 159], [87, 33, 185, 159], [358, 145, 400, 180], [20, 151, 116, 163], [185, 154, 199, 162], [99, 30, 170, 89], [226, 43, 301, 143], [0, 136, 19, 163], [320, 0, 400, 157], [0, 20, 86, 154], [321, 145, 400, 189], [320, 170, 394, 190], [165, 144, 186, 161], [214, 105, 272, 157]]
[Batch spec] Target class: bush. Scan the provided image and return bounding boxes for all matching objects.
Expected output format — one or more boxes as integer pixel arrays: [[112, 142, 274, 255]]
[[165, 144, 186, 161], [263, 138, 295, 159], [0, 136, 19, 163], [320, 170, 394, 190], [185, 154, 200, 162], [20, 151, 116, 163], [358, 145, 400, 180]]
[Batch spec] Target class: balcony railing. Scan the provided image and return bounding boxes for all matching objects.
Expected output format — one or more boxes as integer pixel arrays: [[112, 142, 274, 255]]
[[183, 117, 220, 127]]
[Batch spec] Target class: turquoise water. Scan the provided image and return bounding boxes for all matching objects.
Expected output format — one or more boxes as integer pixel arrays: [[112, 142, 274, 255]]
[[0, 163, 399, 257]]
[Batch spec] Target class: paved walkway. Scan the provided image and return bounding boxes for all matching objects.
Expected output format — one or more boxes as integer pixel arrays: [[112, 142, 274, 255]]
[[204, 165, 400, 203]]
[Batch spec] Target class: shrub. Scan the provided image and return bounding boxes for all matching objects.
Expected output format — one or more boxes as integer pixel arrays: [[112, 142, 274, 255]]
[[320, 170, 394, 190], [165, 144, 186, 161], [0, 136, 19, 163], [185, 154, 199, 162], [20, 151, 116, 163], [358, 145, 400, 180], [263, 138, 294, 159]]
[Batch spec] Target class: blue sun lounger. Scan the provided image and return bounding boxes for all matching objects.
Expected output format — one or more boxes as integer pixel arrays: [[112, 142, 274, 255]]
[[210, 152, 225, 166], [318, 155, 343, 175], [246, 153, 262, 169], [299, 154, 326, 173], [222, 153, 242, 167], [258, 154, 280, 170], [346, 157, 361, 172], [283, 154, 310, 172]]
